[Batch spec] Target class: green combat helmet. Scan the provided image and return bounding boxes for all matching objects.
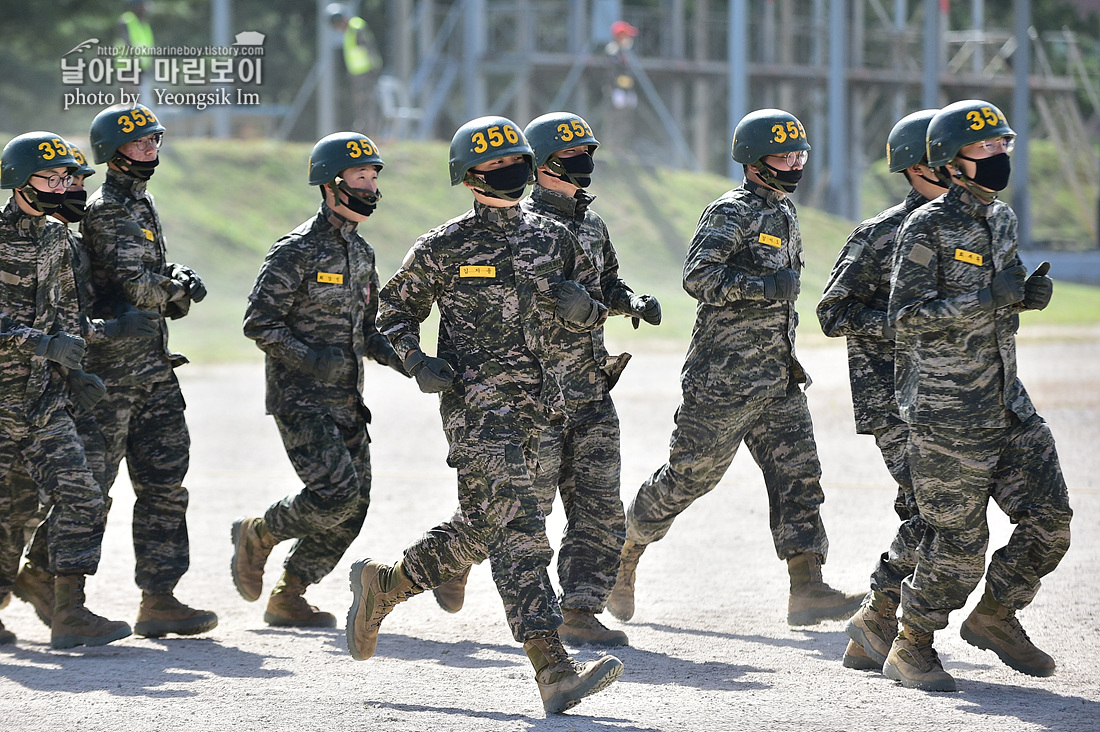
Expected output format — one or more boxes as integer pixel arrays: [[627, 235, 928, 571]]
[[308, 131, 384, 216], [886, 109, 938, 173], [68, 142, 96, 179], [89, 103, 165, 164], [925, 99, 1014, 168], [524, 112, 599, 187], [1, 131, 78, 189], [731, 108, 810, 193], [449, 115, 535, 197]]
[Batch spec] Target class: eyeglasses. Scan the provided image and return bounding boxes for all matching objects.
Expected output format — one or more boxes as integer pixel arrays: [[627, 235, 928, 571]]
[[31, 172, 75, 189], [976, 136, 1015, 154], [129, 132, 164, 151], [768, 150, 809, 168]]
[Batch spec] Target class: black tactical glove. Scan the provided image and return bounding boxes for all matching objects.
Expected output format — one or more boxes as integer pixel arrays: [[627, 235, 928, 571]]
[[979, 264, 1026, 311], [762, 269, 801, 301], [171, 264, 207, 303], [1023, 261, 1053, 311], [403, 349, 455, 393], [38, 332, 86, 370], [67, 370, 106, 411], [628, 293, 662, 329], [555, 280, 599, 327], [380, 346, 411, 378], [104, 309, 161, 339], [302, 346, 344, 383]]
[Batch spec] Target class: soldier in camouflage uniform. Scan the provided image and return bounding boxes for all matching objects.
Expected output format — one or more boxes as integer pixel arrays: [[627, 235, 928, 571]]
[[430, 112, 661, 648], [11, 142, 161, 632], [232, 132, 407, 628], [344, 116, 623, 715], [0, 131, 130, 649], [79, 104, 217, 638], [883, 99, 1072, 692], [607, 109, 862, 627], [816, 110, 946, 672]]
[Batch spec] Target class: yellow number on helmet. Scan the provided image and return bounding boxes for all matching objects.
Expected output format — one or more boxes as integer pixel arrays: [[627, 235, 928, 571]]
[[486, 126, 504, 148], [786, 121, 800, 139], [119, 113, 135, 133], [504, 125, 519, 144], [472, 131, 488, 154], [772, 124, 787, 144], [132, 108, 148, 127], [556, 122, 573, 142], [51, 138, 68, 157], [966, 110, 985, 131], [38, 141, 56, 160], [346, 140, 362, 157], [981, 106, 999, 126]]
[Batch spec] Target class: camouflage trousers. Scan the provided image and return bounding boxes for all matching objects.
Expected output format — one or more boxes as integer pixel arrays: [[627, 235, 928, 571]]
[[265, 412, 371, 585], [0, 436, 43, 597], [868, 418, 927, 602], [0, 405, 106, 576], [92, 372, 191, 593], [533, 398, 625, 612], [627, 384, 829, 561], [901, 414, 1072, 634], [400, 427, 561, 642]]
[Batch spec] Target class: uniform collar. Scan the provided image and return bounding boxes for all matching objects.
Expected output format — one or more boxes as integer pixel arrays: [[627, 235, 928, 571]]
[[474, 199, 523, 228], [531, 184, 595, 219], [744, 179, 785, 205], [903, 187, 930, 212], [947, 183, 993, 219], [3, 195, 48, 236], [105, 167, 149, 196], [320, 201, 360, 241]]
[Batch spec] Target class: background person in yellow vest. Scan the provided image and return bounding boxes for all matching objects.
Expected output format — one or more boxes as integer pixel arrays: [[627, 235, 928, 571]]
[[116, 0, 155, 106], [327, 3, 383, 134]]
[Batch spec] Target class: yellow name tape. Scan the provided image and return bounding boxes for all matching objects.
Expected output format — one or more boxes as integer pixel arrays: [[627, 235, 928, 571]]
[[758, 233, 782, 248], [954, 249, 983, 266], [142, 228, 154, 241], [460, 266, 496, 278], [317, 272, 344, 284]]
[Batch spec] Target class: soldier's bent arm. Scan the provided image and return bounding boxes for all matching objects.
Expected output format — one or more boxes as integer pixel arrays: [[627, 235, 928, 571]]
[[243, 238, 313, 370], [558, 229, 608, 332], [377, 240, 438, 361], [888, 218, 985, 332], [817, 228, 891, 338], [682, 203, 761, 304], [84, 203, 179, 308], [596, 222, 637, 317]]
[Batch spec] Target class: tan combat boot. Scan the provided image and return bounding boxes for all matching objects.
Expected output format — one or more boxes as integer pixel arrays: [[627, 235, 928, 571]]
[[264, 571, 336, 627], [0, 615, 15, 645], [230, 516, 279, 602], [559, 609, 628, 647], [883, 625, 956, 692], [786, 552, 864, 625], [961, 586, 1055, 677], [14, 562, 54, 626], [606, 540, 646, 621], [842, 638, 879, 670], [845, 590, 898, 666], [346, 559, 423, 661], [51, 575, 131, 650], [134, 592, 218, 637], [432, 566, 471, 614], [523, 631, 624, 714]]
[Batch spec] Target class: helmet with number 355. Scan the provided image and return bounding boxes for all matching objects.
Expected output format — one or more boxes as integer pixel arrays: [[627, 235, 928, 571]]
[[89, 103, 166, 164], [1, 131, 79, 189], [731, 108, 811, 165], [926, 99, 1014, 168], [449, 116, 535, 186], [308, 132, 384, 186]]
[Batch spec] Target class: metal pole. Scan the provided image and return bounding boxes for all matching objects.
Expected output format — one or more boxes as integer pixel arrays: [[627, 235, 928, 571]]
[[727, 0, 748, 180], [317, 0, 335, 136], [1012, 0, 1031, 249], [211, 0, 231, 138], [464, 0, 487, 120], [827, 0, 849, 218], [922, 0, 941, 108]]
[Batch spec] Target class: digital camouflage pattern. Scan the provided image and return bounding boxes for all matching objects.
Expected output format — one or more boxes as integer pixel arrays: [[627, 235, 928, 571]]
[[890, 185, 1072, 633], [377, 200, 605, 641], [0, 197, 106, 576], [243, 202, 397, 583], [626, 181, 828, 561]]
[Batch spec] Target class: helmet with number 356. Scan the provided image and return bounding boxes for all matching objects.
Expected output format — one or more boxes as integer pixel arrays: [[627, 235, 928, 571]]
[[308, 132, 384, 186], [926, 99, 1014, 168], [731, 108, 811, 165], [89, 103, 166, 164], [449, 116, 535, 186], [1, 131, 79, 189]]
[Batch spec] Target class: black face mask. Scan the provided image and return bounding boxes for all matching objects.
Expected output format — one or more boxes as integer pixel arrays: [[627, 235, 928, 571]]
[[760, 161, 804, 193], [19, 186, 66, 214], [115, 152, 159, 180], [957, 152, 1011, 191], [476, 161, 531, 201], [548, 152, 595, 188], [336, 180, 381, 217], [55, 188, 88, 223]]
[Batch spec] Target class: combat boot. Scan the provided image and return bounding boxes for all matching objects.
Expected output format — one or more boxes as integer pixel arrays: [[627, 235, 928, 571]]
[[14, 561, 54, 626], [786, 552, 864, 625], [346, 559, 423, 661], [134, 592, 219, 637], [264, 571, 336, 628], [51, 575, 131, 650], [230, 516, 279, 602], [523, 631, 624, 714], [0, 616, 14, 645], [0, 590, 8, 609], [558, 609, 628, 647], [432, 566, 471, 614], [961, 586, 1055, 677], [883, 625, 956, 692], [845, 590, 898, 666], [842, 638, 879, 670], [606, 540, 646, 621]]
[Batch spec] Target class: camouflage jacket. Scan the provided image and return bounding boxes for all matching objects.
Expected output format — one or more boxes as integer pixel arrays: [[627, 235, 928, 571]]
[[889, 184, 1033, 428], [244, 202, 398, 425], [0, 197, 80, 426], [817, 189, 929, 432], [80, 169, 186, 386], [67, 230, 117, 343], [378, 200, 607, 435], [680, 180, 808, 399], [521, 185, 632, 404]]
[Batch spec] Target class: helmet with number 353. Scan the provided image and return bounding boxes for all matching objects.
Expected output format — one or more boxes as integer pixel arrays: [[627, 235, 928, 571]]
[[449, 116, 535, 186], [926, 99, 1014, 168], [1, 131, 79, 189], [731, 108, 811, 165], [308, 132, 384, 186], [89, 103, 166, 164]]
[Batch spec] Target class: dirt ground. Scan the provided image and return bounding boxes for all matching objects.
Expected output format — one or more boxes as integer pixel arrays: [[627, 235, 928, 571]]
[[2, 331, 1098, 732]]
